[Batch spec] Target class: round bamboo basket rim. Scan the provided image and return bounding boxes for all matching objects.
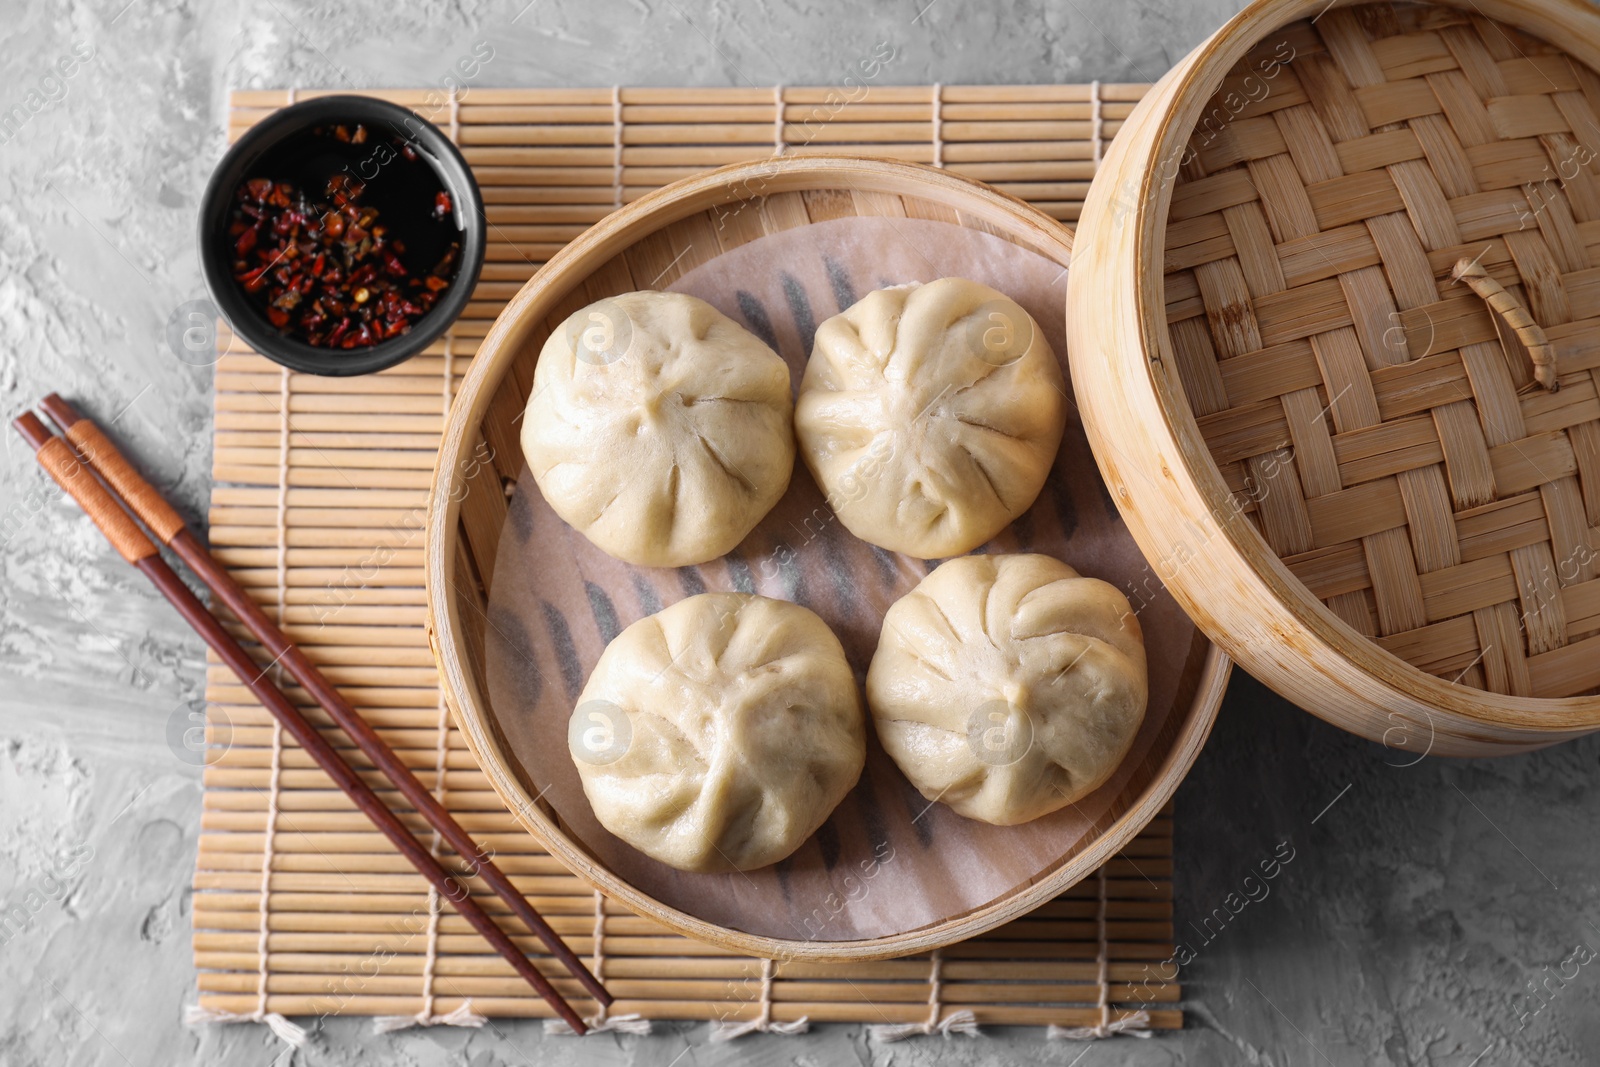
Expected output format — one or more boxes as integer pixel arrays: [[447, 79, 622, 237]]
[[426, 154, 1231, 960], [1108, 0, 1600, 733]]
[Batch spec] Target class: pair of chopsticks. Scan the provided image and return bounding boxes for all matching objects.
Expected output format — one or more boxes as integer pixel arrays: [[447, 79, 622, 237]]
[[15, 395, 609, 1034]]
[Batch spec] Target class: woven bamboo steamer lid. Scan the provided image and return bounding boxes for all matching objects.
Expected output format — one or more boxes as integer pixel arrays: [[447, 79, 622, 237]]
[[1070, 0, 1600, 755], [426, 155, 1230, 960]]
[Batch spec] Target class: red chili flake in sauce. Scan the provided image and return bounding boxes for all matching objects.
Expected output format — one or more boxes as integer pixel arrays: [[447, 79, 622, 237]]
[[227, 124, 461, 349]]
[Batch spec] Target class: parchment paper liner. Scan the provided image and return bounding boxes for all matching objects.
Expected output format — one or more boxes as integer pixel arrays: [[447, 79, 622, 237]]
[[485, 216, 1201, 943]]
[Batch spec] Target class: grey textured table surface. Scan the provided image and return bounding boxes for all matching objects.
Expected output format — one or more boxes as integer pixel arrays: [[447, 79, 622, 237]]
[[2, 1, 1599, 1064]]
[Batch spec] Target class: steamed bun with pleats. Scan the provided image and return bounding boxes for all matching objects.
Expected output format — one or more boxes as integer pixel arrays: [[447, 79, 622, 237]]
[[522, 290, 794, 568], [570, 593, 866, 872], [794, 277, 1066, 559], [867, 553, 1147, 826]]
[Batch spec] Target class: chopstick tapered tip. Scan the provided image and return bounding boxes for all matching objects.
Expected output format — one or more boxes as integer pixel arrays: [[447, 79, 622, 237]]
[[13, 410, 50, 449], [38, 393, 81, 431]]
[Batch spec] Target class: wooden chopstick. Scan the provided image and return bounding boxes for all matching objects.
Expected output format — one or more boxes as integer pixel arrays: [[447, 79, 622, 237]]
[[37, 393, 612, 1013], [12, 410, 593, 1035]]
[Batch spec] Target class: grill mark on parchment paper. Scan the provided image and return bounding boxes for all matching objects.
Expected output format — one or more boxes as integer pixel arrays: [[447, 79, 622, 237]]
[[812, 819, 842, 869], [772, 853, 796, 902], [855, 760, 892, 862], [586, 581, 621, 644], [677, 567, 708, 597], [1093, 468, 1122, 524], [541, 600, 584, 701], [490, 603, 543, 705], [1044, 465, 1079, 541], [818, 524, 857, 611], [771, 816, 840, 908], [823, 255, 856, 313], [780, 273, 817, 354], [726, 554, 756, 595], [1011, 507, 1037, 550], [896, 763, 938, 848], [507, 477, 536, 543], [630, 574, 662, 616], [774, 550, 805, 603], [867, 544, 900, 589], [734, 290, 780, 352]]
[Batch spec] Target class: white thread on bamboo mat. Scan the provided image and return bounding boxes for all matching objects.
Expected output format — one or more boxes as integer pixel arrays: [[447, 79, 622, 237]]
[[182, 718, 304, 1043], [772, 85, 785, 156], [931, 83, 944, 168], [442, 333, 454, 412], [1089, 80, 1104, 165], [273, 366, 289, 636], [186, 365, 306, 1048], [869, 949, 978, 1042], [545, 892, 650, 1035], [612, 86, 625, 210], [1047, 866, 1152, 1041], [708, 957, 808, 1041], [370, 731, 485, 1035], [372, 335, 487, 1035]]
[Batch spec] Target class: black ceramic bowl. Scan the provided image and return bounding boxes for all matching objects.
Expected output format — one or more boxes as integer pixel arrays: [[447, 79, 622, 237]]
[[199, 95, 485, 377]]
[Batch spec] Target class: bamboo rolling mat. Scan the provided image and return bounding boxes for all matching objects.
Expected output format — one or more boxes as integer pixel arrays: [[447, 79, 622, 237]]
[[193, 84, 1187, 1036]]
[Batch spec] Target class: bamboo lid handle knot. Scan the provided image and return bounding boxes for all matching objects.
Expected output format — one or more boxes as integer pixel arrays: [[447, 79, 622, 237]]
[[1451, 257, 1558, 393]]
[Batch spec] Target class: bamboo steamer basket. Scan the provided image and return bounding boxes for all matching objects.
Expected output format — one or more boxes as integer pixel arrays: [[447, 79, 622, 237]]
[[1070, 0, 1600, 755], [426, 155, 1229, 960]]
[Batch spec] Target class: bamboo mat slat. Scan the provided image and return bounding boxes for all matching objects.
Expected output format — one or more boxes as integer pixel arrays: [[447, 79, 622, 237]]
[[194, 83, 1184, 1037]]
